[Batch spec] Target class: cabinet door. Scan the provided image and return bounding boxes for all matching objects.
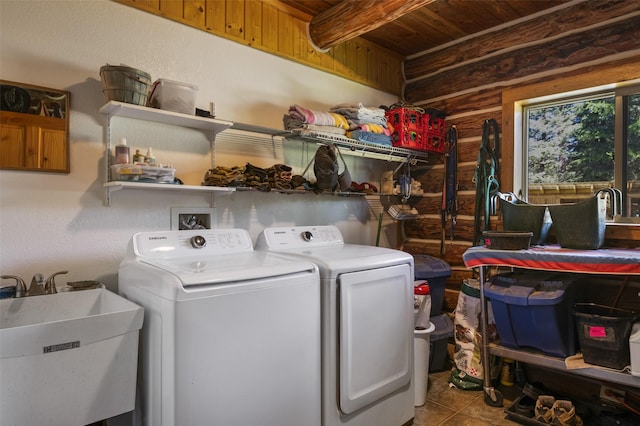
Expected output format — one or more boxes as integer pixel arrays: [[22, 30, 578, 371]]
[[40, 128, 67, 171], [0, 114, 69, 172], [0, 122, 26, 168]]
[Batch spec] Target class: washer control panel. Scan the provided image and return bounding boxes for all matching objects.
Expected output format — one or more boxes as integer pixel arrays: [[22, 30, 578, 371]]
[[132, 229, 253, 258], [255, 225, 344, 249]]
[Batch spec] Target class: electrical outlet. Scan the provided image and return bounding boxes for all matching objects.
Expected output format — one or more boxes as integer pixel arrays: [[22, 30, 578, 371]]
[[599, 385, 625, 405], [171, 207, 215, 230]]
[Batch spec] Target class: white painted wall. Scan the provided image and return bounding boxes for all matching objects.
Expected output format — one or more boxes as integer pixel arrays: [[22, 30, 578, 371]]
[[0, 0, 400, 290]]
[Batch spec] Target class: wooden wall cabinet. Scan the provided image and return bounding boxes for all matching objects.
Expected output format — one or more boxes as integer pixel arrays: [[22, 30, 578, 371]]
[[0, 81, 70, 173]]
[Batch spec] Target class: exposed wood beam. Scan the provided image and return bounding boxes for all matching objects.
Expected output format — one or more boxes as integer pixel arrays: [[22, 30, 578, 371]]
[[307, 0, 436, 51]]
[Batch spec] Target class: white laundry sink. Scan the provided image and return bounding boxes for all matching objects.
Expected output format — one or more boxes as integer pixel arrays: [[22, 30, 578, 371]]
[[0, 288, 144, 426]]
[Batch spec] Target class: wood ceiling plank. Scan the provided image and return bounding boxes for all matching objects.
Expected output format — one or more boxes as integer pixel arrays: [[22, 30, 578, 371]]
[[307, 0, 436, 50], [278, 0, 569, 56]]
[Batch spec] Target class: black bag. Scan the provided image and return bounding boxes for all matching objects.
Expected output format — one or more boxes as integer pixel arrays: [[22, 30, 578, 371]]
[[313, 144, 339, 191]]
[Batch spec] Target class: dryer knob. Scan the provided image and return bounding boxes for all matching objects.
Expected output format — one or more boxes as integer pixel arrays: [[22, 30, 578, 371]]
[[301, 231, 314, 242], [190, 235, 207, 248]]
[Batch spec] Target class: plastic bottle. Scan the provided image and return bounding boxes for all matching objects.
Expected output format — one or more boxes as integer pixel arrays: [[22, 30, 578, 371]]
[[133, 149, 145, 164], [500, 358, 515, 386], [115, 138, 130, 164], [145, 147, 156, 166]]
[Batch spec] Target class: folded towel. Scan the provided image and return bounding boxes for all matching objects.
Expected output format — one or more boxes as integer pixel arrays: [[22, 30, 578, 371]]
[[286, 104, 351, 129], [330, 103, 388, 127], [358, 123, 391, 136], [348, 130, 392, 146], [303, 124, 346, 135]]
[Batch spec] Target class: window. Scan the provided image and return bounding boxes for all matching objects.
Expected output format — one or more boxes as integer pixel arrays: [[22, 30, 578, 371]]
[[521, 84, 640, 217]]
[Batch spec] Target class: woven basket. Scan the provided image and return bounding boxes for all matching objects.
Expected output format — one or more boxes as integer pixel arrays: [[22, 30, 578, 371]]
[[100, 65, 151, 106]]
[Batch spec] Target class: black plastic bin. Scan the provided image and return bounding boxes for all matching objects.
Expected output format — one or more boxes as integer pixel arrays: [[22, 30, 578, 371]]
[[429, 313, 453, 372], [413, 255, 451, 317], [573, 303, 637, 370]]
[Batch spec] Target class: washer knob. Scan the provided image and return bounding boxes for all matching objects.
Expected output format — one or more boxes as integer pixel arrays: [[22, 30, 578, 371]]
[[301, 231, 314, 242], [190, 235, 207, 248]]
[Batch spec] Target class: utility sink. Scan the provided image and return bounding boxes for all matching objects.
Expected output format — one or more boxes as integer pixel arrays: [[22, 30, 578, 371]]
[[0, 288, 143, 426]]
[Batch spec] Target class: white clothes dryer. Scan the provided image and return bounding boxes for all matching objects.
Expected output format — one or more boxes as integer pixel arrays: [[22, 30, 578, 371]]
[[118, 229, 321, 426], [255, 225, 415, 426]]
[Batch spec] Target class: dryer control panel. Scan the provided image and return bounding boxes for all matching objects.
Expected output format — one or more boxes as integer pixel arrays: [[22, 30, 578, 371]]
[[131, 229, 253, 259], [255, 225, 344, 249]]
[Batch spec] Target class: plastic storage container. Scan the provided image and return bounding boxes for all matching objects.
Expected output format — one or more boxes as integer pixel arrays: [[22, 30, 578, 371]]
[[484, 271, 578, 357], [110, 164, 175, 183], [421, 109, 446, 154], [429, 313, 453, 372], [147, 78, 198, 115], [413, 255, 451, 317], [386, 107, 424, 151], [548, 194, 607, 249], [573, 303, 637, 370], [499, 197, 550, 245]]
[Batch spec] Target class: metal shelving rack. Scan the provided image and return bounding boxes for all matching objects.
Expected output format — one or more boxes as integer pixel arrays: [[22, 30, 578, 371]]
[[462, 245, 640, 406]]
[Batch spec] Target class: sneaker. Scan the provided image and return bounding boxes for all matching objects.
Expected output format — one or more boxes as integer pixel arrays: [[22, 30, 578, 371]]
[[551, 400, 583, 426], [535, 395, 555, 423]]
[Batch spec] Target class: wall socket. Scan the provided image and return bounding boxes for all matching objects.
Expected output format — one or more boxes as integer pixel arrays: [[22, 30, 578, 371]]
[[599, 385, 625, 405], [171, 207, 215, 230]]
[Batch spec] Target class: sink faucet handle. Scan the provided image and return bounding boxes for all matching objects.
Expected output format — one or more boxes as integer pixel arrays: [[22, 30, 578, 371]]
[[45, 270, 69, 294], [28, 273, 46, 296], [1, 275, 27, 298]]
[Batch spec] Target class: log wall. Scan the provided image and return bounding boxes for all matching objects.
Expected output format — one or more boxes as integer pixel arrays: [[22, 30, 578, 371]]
[[403, 0, 640, 312]]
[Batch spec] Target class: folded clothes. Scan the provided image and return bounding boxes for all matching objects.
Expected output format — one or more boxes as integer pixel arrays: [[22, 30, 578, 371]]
[[357, 123, 391, 136], [348, 129, 392, 146], [285, 104, 350, 130], [330, 103, 388, 127], [303, 124, 346, 135]]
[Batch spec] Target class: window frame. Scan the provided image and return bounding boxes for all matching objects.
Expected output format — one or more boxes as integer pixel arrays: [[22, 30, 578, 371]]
[[501, 62, 640, 235], [520, 88, 640, 211]]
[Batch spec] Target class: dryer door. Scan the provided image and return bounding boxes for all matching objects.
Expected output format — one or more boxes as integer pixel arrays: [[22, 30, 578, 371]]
[[338, 263, 413, 414]]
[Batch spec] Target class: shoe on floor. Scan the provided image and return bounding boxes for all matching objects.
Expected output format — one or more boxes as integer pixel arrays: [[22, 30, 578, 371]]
[[551, 400, 583, 426], [535, 395, 555, 423], [514, 382, 548, 418]]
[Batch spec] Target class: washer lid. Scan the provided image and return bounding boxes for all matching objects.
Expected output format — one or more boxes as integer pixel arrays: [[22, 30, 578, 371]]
[[140, 251, 315, 286], [125, 229, 316, 286]]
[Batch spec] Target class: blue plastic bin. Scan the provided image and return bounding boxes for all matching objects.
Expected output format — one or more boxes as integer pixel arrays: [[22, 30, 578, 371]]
[[413, 255, 451, 317], [484, 271, 578, 357]]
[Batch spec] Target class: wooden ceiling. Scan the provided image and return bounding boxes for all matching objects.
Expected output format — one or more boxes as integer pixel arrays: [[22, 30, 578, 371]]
[[280, 0, 570, 57]]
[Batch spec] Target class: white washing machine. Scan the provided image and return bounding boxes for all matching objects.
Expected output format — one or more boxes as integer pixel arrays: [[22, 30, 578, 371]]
[[255, 225, 415, 426], [118, 229, 321, 426]]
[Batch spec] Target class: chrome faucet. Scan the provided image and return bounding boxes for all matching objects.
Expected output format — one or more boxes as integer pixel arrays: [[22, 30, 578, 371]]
[[0, 270, 68, 297], [44, 270, 68, 294], [1, 275, 27, 298]]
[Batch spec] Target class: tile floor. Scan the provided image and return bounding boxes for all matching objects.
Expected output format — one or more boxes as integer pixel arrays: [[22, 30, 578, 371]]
[[413, 368, 522, 426]]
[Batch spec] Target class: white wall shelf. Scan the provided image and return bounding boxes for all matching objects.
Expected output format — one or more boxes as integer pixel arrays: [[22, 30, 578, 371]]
[[100, 101, 233, 205], [100, 101, 430, 205], [99, 101, 233, 135]]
